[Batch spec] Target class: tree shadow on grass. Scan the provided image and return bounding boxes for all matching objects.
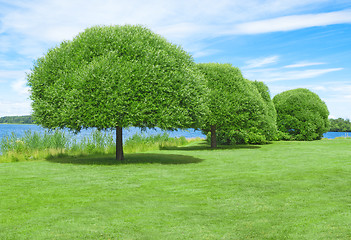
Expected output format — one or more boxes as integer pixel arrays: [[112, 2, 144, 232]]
[[161, 141, 261, 151], [46, 153, 203, 165]]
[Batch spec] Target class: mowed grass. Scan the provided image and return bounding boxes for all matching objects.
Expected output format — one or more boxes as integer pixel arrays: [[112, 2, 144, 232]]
[[1, 139, 351, 239]]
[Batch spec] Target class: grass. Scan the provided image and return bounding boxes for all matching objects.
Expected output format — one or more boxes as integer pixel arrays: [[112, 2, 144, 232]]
[[335, 136, 351, 140], [1, 139, 351, 239], [0, 130, 198, 163]]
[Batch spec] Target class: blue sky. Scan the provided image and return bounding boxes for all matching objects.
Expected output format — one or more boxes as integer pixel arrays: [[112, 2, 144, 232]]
[[0, 0, 351, 119]]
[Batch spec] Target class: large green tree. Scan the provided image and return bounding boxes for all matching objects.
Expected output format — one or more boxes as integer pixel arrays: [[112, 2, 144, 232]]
[[27, 25, 207, 160], [273, 88, 330, 140], [197, 63, 267, 147]]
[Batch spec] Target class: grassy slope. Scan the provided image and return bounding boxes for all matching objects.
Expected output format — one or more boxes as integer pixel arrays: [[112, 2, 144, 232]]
[[1, 140, 351, 239]]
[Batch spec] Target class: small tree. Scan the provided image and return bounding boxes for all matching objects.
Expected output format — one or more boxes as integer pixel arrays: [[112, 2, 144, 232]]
[[27, 25, 207, 160], [273, 88, 330, 140], [197, 63, 267, 147]]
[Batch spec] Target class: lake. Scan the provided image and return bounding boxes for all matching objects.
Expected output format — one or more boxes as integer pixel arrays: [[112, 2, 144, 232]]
[[0, 124, 349, 141], [323, 132, 351, 139], [0, 124, 206, 142]]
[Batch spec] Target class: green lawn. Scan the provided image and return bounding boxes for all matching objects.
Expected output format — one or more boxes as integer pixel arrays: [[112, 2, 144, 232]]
[[1, 140, 351, 239]]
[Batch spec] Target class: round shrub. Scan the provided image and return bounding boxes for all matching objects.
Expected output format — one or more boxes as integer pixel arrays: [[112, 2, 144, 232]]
[[273, 88, 330, 141], [197, 63, 268, 147]]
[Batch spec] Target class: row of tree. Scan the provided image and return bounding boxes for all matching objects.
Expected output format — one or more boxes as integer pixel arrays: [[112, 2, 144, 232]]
[[0, 115, 34, 124], [329, 118, 351, 132], [27, 25, 330, 160]]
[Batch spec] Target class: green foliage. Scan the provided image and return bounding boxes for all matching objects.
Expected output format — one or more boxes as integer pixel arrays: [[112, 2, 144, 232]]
[[197, 63, 261, 130], [329, 118, 351, 132], [212, 128, 267, 145], [197, 63, 274, 145], [273, 88, 330, 140], [27, 25, 207, 132], [276, 130, 292, 141], [0, 115, 34, 124], [251, 81, 278, 140]]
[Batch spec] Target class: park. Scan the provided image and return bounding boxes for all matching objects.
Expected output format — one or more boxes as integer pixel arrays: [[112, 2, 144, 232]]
[[1, 24, 350, 239], [1, 139, 351, 239]]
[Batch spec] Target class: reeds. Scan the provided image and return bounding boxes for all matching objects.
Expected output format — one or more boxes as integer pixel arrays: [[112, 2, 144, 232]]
[[0, 130, 195, 162], [124, 132, 188, 153]]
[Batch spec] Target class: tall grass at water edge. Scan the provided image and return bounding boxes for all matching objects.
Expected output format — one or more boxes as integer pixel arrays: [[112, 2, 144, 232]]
[[0, 130, 196, 163], [123, 132, 188, 153]]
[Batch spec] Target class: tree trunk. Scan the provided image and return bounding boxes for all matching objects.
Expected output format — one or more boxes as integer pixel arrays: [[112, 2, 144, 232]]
[[116, 126, 124, 161], [211, 125, 217, 148]]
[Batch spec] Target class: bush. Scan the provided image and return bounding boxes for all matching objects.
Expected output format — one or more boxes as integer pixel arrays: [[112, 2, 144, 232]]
[[276, 131, 292, 141], [273, 88, 329, 141], [197, 63, 269, 147], [208, 128, 268, 145]]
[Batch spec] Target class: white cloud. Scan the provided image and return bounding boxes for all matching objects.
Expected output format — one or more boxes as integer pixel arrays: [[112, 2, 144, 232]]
[[244, 56, 279, 69], [228, 9, 351, 35], [182, 42, 222, 58], [1, 0, 350, 57], [0, 69, 30, 96], [283, 62, 325, 68], [0, 0, 350, 118], [276, 68, 343, 82], [269, 84, 328, 97], [0, 70, 26, 82], [244, 67, 343, 82], [11, 78, 30, 95], [329, 85, 351, 94], [311, 86, 327, 91], [191, 49, 221, 58], [323, 97, 351, 120], [0, 100, 31, 117]]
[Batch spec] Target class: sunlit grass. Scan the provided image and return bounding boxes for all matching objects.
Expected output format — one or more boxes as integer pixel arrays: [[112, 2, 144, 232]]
[[1, 139, 351, 239], [123, 133, 200, 153], [0, 130, 201, 163]]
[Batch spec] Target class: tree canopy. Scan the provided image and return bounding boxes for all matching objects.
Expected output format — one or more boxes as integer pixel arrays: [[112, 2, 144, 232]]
[[273, 88, 330, 140], [27, 25, 207, 160], [214, 80, 278, 145], [329, 118, 351, 132], [197, 63, 269, 147], [251, 80, 277, 141]]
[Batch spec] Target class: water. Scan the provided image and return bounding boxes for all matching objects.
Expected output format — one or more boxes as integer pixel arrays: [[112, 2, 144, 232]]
[[1, 124, 348, 142], [0, 124, 206, 142], [323, 132, 351, 139]]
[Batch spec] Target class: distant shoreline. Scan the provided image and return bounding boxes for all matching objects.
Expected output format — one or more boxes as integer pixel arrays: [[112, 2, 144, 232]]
[[0, 123, 36, 126], [0, 115, 34, 125]]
